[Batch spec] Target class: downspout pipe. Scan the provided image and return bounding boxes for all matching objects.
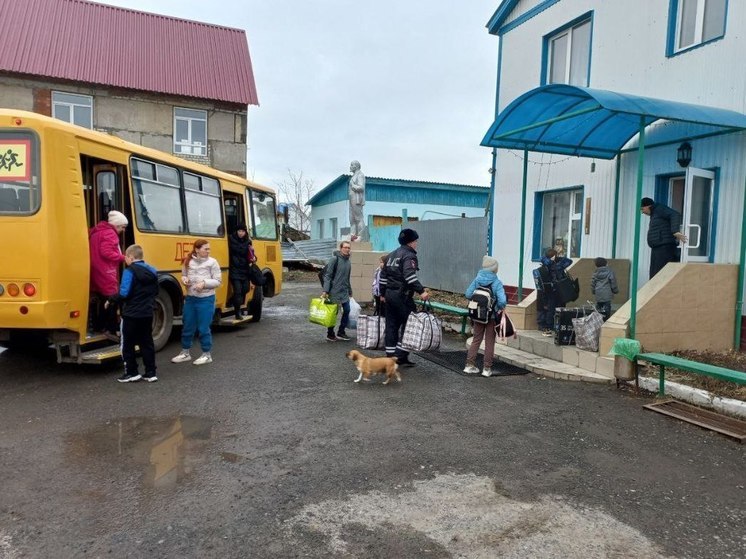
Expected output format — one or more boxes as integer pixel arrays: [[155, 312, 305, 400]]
[[518, 149, 528, 301], [734, 173, 746, 349], [629, 117, 646, 339]]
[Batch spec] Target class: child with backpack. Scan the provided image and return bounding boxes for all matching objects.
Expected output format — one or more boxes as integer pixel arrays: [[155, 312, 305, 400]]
[[590, 257, 618, 321], [106, 244, 159, 383], [463, 255, 507, 377]]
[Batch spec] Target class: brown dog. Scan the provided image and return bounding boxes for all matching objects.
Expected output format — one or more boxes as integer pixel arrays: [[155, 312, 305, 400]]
[[345, 350, 401, 385]]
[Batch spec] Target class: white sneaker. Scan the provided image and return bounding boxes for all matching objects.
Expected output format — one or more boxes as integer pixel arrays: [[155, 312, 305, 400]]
[[171, 350, 192, 363], [482, 368, 492, 377], [463, 364, 480, 374], [193, 352, 213, 366]]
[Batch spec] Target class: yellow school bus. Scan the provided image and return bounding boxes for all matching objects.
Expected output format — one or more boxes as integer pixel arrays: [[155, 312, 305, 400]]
[[0, 109, 282, 363]]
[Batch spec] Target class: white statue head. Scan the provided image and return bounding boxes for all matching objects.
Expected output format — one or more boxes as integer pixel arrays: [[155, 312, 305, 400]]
[[350, 160, 361, 172]]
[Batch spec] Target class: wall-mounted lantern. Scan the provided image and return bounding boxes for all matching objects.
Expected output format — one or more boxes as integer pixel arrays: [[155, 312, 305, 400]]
[[677, 142, 692, 168]]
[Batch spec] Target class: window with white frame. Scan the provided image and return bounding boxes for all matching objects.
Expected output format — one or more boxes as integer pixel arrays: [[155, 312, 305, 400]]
[[52, 92, 93, 129], [672, 0, 726, 53], [535, 188, 583, 259], [545, 17, 591, 86], [317, 219, 325, 239], [174, 107, 207, 156]]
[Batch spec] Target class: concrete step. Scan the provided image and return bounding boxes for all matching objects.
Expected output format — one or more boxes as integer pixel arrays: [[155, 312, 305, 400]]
[[505, 329, 615, 380], [469, 336, 613, 384], [492, 342, 611, 384]]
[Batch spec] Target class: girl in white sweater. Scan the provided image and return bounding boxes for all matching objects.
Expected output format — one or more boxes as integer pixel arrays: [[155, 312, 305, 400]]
[[171, 239, 222, 365]]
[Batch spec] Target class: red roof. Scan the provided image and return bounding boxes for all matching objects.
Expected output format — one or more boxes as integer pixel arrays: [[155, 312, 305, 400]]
[[0, 0, 258, 106]]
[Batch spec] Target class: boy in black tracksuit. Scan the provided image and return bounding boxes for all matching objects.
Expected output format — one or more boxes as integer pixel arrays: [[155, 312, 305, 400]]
[[109, 244, 159, 383]]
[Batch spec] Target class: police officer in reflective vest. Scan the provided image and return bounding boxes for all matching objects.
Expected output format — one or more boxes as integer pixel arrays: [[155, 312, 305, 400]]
[[379, 228, 430, 366]]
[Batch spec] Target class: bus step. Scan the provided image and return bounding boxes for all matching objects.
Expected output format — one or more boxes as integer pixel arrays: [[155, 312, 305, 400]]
[[219, 315, 253, 326], [56, 344, 122, 364], [80, 345, 122, 364]]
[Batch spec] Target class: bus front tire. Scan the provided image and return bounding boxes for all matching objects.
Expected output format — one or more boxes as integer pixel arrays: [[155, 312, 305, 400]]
[[248, 285, 263, 323], [152, 288, 174, 351]]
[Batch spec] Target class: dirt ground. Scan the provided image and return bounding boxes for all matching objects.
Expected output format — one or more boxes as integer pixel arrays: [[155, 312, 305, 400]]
[[284, 267, 746, 402]]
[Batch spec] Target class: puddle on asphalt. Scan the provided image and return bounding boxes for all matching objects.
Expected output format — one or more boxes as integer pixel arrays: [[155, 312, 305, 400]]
[[66, 415, 213, 490]]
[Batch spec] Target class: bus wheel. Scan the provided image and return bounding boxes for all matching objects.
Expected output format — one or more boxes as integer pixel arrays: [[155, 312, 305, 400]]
[[248, 285, 263, 322], [152, 288, 174, 351]]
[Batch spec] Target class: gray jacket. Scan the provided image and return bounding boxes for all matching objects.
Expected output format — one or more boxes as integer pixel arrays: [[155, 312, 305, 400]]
[[590, 266, 618, 303], [322, 251, 352, 304]]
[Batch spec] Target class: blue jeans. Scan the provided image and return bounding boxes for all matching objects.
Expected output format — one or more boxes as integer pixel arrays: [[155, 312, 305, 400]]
[[327, 300, 350, 336], [182, 295, 215, 352]]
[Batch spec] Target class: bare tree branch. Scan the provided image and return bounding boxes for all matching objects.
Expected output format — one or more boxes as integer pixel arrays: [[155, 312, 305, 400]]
[[275, 169, 315, 234]]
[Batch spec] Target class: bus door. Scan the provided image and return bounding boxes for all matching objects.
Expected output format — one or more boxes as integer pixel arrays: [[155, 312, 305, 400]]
[[223, 192, 245, 236]]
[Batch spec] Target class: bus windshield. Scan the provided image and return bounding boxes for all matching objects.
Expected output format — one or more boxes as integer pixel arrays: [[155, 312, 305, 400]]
[[0, 131, 40, 215], [250, 189, 278, 240]]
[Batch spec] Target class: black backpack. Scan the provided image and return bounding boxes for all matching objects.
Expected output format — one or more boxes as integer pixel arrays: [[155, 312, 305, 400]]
[[467, 283, 495, 324], [318, 256, 339, 287]]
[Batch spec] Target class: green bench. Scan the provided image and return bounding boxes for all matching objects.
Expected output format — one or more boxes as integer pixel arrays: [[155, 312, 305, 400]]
[[417, 300, 469, 335], [636, 352, 746, 397]]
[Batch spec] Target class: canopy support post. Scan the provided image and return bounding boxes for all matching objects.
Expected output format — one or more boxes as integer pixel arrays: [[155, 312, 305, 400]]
[[734, 173, 746, 349], [630, 117, 646, 339], [518, 149, 528, 301], [612, 155, 621, 258]]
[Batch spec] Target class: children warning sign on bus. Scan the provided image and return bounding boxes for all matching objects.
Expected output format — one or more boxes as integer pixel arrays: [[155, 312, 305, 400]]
[[0, 140, 30, 181]]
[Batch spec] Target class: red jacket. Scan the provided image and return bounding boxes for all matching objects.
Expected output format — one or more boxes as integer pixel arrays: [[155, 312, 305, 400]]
[[89, 221, 125, 296]]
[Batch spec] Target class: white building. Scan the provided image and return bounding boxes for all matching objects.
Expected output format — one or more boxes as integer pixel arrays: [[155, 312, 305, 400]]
[[483, 0, 746, 351]]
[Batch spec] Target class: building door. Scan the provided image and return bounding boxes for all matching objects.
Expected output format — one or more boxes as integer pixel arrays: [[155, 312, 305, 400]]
[[668, 167, 714, 263]]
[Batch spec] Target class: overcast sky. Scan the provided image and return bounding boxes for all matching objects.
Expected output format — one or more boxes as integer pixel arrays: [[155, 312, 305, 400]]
[[99, 1, 499, 194]]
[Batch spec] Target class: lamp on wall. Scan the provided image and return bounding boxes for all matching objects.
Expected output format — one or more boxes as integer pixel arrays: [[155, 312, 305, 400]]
[[677, 142, 692, 168]]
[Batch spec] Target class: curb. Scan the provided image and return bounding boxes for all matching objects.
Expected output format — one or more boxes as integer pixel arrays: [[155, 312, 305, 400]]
[[636, 376, 746, 420]]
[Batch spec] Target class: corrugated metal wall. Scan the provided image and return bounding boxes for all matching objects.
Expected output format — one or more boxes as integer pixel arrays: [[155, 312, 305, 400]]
[[414, 217, 489, 293]]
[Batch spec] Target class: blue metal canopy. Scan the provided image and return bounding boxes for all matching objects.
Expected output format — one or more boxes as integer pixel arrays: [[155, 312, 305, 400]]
[[481, 84, 746, 159]]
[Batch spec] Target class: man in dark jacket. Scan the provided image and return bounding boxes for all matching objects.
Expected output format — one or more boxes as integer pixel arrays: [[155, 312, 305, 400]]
[[641, 197, 687, 278], [228, 224, 253, 321], [321, 241, 353, 341], [107, 244, 159, 383], [379, 228, 430, 366]]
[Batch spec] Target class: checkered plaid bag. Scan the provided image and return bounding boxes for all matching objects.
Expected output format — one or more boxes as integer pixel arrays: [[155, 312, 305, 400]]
[[356, 314, 386, 350], [401, 307, 442, 352], [572, 310, 604, 352]]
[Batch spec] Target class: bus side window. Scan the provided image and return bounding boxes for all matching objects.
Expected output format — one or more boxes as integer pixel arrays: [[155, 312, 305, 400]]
[[0, 188, 19, 211], [17, 188, 30, 211]]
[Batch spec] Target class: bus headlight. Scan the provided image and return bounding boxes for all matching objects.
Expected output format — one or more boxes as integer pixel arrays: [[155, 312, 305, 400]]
[[23, 283, 36, 297], [7, 283, 19, 297], [0, 284, 4, 296]]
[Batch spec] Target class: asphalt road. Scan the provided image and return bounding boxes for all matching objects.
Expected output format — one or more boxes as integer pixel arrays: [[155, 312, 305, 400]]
[[1, 280, 745, 559]]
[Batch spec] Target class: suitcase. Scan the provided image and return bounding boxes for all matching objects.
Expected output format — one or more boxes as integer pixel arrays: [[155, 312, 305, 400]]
[[553, 306, 593, 346]]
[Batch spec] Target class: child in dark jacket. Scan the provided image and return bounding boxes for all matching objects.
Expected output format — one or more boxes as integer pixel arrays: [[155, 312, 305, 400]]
[[590, 257, 618, 321], [107, 244, 159, 383], [536, 248, 572, 335]]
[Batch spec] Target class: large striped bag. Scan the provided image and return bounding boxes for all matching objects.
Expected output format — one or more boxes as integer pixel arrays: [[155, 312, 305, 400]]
[[356, 314, 386, 350], [401, 304, 442, 352]]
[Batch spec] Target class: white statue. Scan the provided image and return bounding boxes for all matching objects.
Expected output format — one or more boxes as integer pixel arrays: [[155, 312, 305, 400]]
[[348, 160, 366, 240]]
